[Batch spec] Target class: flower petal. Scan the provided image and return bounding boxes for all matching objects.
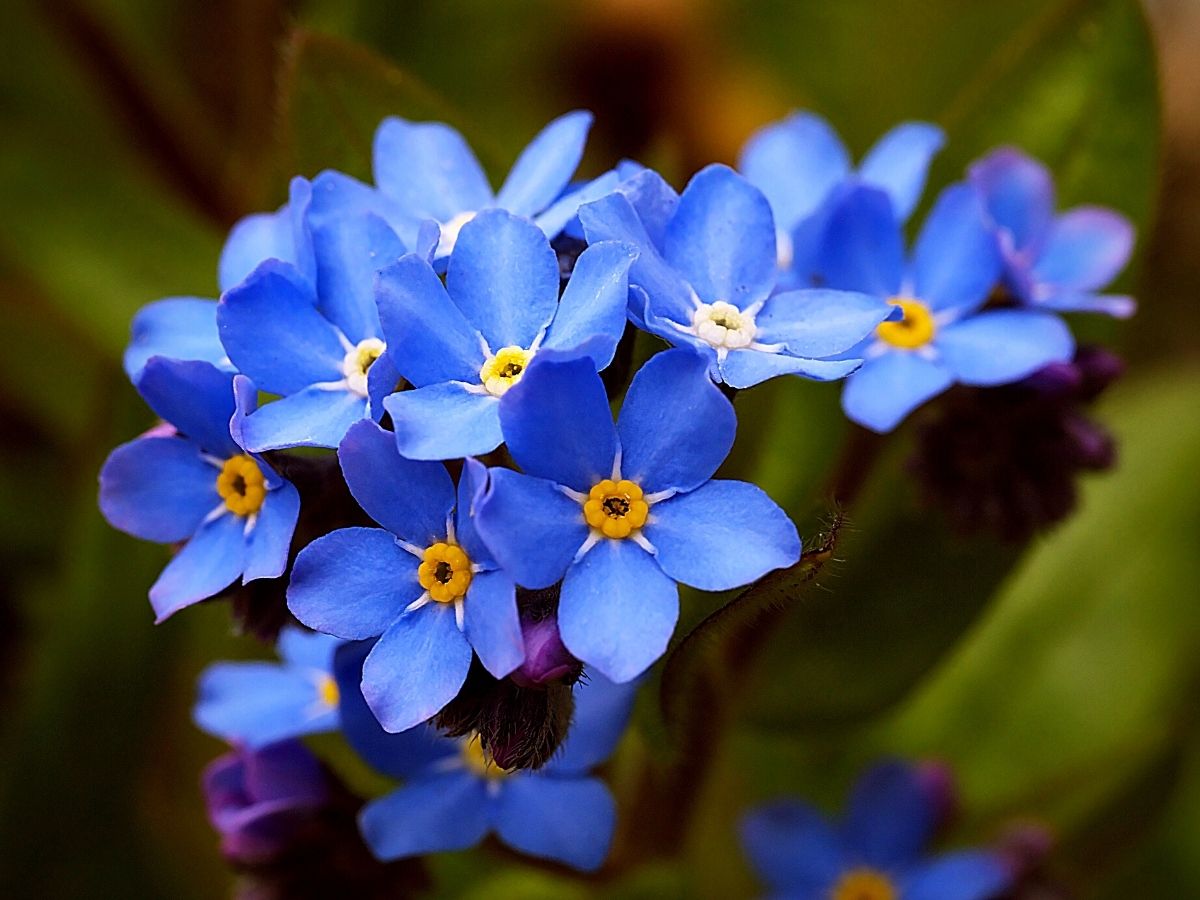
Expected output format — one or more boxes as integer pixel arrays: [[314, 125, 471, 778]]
[[149, 512, 247, 621], [362, 602, 473, 732], [842, 761, 938, 867], [535, 168, 622, 240], [124, 297, 228, 380], [238, 386, 368, 452], [740, 800, 844, 894], [1032, 206, 1134, 292], [719, 349, 862, 388], [386, 382, 503, 461], [547, 673, 640, 775], [937, 309, 1074, 386], [815, 184, 904, 296], [495, 110, 592, 216], [360, 772, 491, 860], [276, 626, 341, 670], [463, 569, 523, 678], [136, 358, 239, 457], [372, 117, 493, 221], [243, 480, 300, 582], [968, 146, 1055, 256], [99, 436, 218, 542], [647, 480, 800, 591], [541, 240, 637, 369], [1034, 290, 1136, 318], [287, 527, 421, 640], [194, 662, 335, 749], [617, 348, 734, 494], [858, 122, 945, 221], [911, 182, 1003, 314], [902, 852, 1013, 900], [559, 539, 678, 683], [218, 177, 314, 292], [841, 352, 954, 433], [493, 775, 615, 871], [755, 289, 895, 358]]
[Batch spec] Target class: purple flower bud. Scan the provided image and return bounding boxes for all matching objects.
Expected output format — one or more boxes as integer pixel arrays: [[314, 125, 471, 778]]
[[914, 759, 959, 830], [512, 613, 583, 688]]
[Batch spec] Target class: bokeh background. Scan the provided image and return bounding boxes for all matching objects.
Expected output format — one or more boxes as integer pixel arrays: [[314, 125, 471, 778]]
[[1, 0, 1197, 896]]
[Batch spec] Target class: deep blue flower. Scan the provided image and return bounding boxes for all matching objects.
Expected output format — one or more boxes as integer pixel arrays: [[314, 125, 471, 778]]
[[376, 209, 635, 460], [739, 112, 944, 281], [194, 626, 343, 749], [740, 760, 1012, 900], [286, 419, 523, 732], [969, 147, 1136, 318], [473, 348, 801, 682], [333, 640, 635, 872], [820, 182, 1075, 433], [99, 359, 300, 621], [579, 164, 896, 388]]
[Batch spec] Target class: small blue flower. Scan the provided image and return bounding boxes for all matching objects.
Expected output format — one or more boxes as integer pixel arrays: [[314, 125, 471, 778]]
[[286, 420, 523, 733], [739, 112, 944, 281], [334, 640, 636, 872], [99, 360, 300, 621], [822, 182, 1076, 433], [194, 626, 343, 749], [473, 348, 801, 683], [376, 209, 636, 460], [969, 147, 1136, 318], [579, 164, 896, 389], [740, 760, 1012, 900], [372, 110, 615, 260]]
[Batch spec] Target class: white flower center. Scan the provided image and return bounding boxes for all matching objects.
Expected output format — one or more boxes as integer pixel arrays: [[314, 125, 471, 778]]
[[690, 301, 757, 349], [438, 210, 477, 257], [342, 338, 386, 397]]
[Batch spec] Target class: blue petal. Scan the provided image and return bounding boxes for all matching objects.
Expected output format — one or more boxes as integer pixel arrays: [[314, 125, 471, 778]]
[[194, 662, 335, 748], [646, 480, 800, 591], [243, 480, 300, 582], [287, 527, 421, 640], [366, 348, 402, 420], [386, 382, 503, 461], [857, 122, 945, 221], [372, 117, 493, 221], [124, 298, 228, 379], [337, 419, 455, 544], [445, 210, 560, 350], [473, 470, 588, 589], [663, 164, 777, 308], [463, 570, 523, 678], [614, 166, 680, 248], [136, 358, 238, 457], [1034, 290, 1136, 318], [842, 760, 936, 867], [815, 185, 904, 296], [333, 640, 459, 779], [218, 178, 314, 293], [547, 673, 640, 775], [99, 436, 218, 543], [493, 775, 615, 871], [495, 110, 592, 216], [719, 349, 862, 388], [277, 625, 341, 670], [360, 772, 491, 860], [217, 261, 343, 396], [740, 800, 845, 894], [1032, 206, 1134, 292], [937, 309, 1074, 386], [903, 852, 1013, 900], [841, 352, 954, 433], [453, 457, 493, 566], [535, 168, 622, 240], [541, 240, 637, 369], [559, 539, 678, 683], [149, 512, 247, 621], [910, 182, 1003, 314], [375, 254, 484, 386], [362, 602, 473, 732], [617, 349, 734, 494], [498, 353, 617, 492], [238, 386, 368, 452], [968, 147, 1055, 256], [738, 111, 850, 230], [755, 289, 895, 358]]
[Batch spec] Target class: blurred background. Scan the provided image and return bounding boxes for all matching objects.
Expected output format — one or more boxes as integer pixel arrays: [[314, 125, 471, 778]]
[[0, 0, 1197, 896]]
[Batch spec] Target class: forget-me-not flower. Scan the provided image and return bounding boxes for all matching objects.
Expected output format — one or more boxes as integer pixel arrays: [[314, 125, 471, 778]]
[[377, 209, 635, 460], [579, 164, 896, 389], [969, 147, 1136, 318], [286, 420, 522, 733], [99, 360, 300, 621], [473, 348, 801, 683]]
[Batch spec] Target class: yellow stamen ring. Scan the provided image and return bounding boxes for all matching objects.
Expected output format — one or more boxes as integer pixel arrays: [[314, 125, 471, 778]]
[[583, 479, 649, 540], [461, 736, 509, 781], [831, 868, 898, 900], [479, 346, 534, 397], [877, 297, 936, 349], [317, 674, 340, 708], [417, 541, 473, 603], [216, 454, 267, 517]]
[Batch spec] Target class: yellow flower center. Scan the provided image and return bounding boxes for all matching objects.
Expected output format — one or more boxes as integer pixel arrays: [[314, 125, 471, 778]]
[[342, 337, 386, 397], [317, 674, 339, 708], [830, 868, 898, 900], [877, 297, 936, 349], [479, 346, 534, 397], [215, 454, 267, 517], [417, 541, 473, 603], [461, 736, 509, 780], [583, 479, 649, 540]]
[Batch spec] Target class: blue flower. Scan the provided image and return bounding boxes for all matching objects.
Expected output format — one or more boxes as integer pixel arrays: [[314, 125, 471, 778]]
[[579, 164, 896, 389], [969, 147, 1136, 318], [99, 360, 300, 621], [740, 760, 1012, 900], [821, 182, 1076, 433], [376, 209, 635, 460], [334, 640, 636, 872], [739, 112, 944, 281], [194, 626, 343, 749], [473, 348, 801, 682], [286, 419, 523, 732], [372, 110, 616, 260]]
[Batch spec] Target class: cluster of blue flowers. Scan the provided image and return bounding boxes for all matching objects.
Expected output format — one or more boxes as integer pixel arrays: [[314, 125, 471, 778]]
[[99, 108, 1132, 882]]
